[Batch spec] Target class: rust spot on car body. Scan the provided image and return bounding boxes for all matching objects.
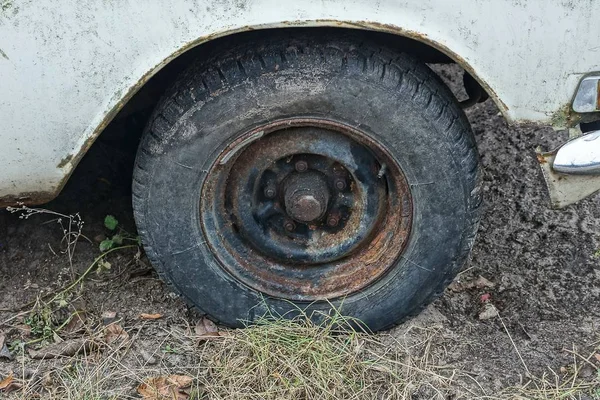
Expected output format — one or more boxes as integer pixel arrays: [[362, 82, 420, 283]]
[[551, 103, 581, 129], [0, 191, 56, 208]]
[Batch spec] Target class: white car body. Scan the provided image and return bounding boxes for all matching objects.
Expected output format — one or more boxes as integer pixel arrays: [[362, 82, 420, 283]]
[[0, 0, 598, 205]]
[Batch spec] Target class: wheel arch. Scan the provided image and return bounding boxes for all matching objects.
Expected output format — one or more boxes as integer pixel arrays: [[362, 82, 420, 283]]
[[16, 22, 501, 207], [111, 22, 505, 123]]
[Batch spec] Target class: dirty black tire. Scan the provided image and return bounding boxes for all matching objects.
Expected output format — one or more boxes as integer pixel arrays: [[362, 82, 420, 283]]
[[132, 33, 481, 332]]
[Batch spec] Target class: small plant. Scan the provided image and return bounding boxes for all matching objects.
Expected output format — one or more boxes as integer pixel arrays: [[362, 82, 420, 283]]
[[8, 339, 24, 354], [24, 304, 55, 343], [6, 205, 87, 267], [162, 343, 179, 354], [99, 215, 139, 252]]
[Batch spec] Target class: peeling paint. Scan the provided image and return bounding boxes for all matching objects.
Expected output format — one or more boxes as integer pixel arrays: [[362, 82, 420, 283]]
[[0, 191, 56, 208], [56, 154, 73, 169]]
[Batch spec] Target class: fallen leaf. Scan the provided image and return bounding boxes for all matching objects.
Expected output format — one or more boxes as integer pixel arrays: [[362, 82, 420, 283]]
[[169, 375, 193, 387], [594, 353, 600, 363], [138, 375, 192, 400], [0, 333, 13, 361], [29, 338, 93, 359], [140, 313, 163, 320], [0, 374, 13, 390], [194, 317, 221, 340], [63, 312, 87, 335], [0, 373, 21, 394], [104, 323, 129, 345]]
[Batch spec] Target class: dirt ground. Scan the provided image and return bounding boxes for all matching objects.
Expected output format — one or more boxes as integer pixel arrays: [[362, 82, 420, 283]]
[[0, 66, 599, 399]]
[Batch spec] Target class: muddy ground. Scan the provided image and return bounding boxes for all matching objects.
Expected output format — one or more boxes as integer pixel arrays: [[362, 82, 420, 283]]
[[0, 66, 599, 398]]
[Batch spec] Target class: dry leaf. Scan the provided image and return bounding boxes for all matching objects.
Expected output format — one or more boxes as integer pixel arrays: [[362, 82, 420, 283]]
[[63, 312, 87, 335], [104, 323, 129, 345], [140, 313, 163, 320], [0, 374, 13, 390], [594, 353, 600, 362], [0, 374, 22, 393], [138, 375, 192, 400], [0, 333, 13, 360], [168, 375, 193, 387], [0, 373, 23, 393], [29, 338, 93, 359], [194, 317, 221, 340]]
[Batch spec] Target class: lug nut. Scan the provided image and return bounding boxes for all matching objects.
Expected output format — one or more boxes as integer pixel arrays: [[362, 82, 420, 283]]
[[334, 179, 346, 190], [284, 220, 296, 232], [295, 160, 308, 172], [264, 187, 276, 198], [327, 215, 339, 227]]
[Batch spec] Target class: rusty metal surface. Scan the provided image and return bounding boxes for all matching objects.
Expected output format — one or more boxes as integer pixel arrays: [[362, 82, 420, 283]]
[[200, 118, 412, 300]]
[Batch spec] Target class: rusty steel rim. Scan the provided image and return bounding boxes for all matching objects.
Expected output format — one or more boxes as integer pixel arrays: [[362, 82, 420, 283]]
[[200, 117, 413, 301]]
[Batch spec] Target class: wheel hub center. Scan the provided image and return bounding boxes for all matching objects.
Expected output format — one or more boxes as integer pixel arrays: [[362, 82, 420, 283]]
[[284, 171, 330, 223]]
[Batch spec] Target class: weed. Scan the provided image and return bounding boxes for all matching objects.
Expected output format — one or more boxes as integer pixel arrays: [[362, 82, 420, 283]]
[[6, 205, 89, 269], [24, 307, 54, 343], [99, 214, 139, 252], [162, 343, 179, 354]]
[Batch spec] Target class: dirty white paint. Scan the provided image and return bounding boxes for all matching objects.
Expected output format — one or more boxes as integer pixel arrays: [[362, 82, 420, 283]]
[[0, 0, 598, 203]]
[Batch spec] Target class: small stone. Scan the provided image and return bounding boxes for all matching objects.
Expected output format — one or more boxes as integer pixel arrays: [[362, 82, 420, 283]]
[[478, 304, 499, 320], [101, 311, 117, 326]]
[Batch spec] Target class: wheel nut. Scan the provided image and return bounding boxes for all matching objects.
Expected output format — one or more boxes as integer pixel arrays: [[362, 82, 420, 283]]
[[264, 187, 276, 198], [327, 215, 339, 227], [284, 220, 296, 231], [334, 179, 346, 190], [295, 160, 308, 172]]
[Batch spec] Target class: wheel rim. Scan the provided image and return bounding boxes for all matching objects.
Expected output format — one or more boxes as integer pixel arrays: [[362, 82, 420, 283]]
[[200, 118, 413, 301]]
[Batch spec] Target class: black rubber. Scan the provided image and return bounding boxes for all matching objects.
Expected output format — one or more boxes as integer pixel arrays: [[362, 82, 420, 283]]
[[132, 32, 481, 332]]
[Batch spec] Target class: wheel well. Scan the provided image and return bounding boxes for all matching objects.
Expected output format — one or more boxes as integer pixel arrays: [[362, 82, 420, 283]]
[[83, 27, 484, 192], [114, 27, 480, 122]]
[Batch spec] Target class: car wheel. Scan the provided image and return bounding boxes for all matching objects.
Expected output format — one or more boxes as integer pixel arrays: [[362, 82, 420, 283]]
[[132, 33, 481, 331]]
